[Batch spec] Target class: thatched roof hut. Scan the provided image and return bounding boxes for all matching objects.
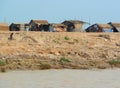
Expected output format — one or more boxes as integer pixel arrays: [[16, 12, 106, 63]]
[[9, 23, 29, 31], [62, 20, 88, 32], [0, 23, 9, 31], [29, 20, 49, 31], [85, 24, 112, 32]]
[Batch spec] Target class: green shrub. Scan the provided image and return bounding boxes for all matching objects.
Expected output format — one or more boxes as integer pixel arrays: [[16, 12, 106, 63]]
[[60, 57, 70, 64], [108, 59, 120, 65], [64, 36, 70, 40], [0, 61, 5, 66], [73, 39, 79, 43]]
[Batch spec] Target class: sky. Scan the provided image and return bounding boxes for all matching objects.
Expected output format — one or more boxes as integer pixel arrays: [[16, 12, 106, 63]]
[[0, 0, 120, 25]]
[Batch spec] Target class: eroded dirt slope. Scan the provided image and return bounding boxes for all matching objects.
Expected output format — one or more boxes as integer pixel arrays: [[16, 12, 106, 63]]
[[0, 32, 120, 71]]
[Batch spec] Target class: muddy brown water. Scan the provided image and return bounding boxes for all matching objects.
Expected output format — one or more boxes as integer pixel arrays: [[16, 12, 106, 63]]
[[0, 69, 120, 88]]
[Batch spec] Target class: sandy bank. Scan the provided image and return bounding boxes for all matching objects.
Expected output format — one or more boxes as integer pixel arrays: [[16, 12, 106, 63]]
[[0, 32, 120, 72]]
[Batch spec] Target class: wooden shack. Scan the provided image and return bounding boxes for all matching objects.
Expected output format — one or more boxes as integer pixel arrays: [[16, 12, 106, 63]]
[[85, 24, 112, 32], [29, 20, 49, 31], [9, 23, 29, 31], [0, 23, 9, 31], [62, 20, 87, 32]]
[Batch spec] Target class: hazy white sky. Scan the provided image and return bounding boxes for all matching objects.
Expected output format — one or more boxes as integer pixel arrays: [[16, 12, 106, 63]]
[[0, 0, 120, 24]]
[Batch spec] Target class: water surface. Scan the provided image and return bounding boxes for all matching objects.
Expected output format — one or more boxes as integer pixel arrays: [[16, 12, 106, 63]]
[[0, 69, 120, 88]]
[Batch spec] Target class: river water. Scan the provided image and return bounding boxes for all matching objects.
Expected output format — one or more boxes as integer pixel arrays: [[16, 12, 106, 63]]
[[0, 69, 120, 88]]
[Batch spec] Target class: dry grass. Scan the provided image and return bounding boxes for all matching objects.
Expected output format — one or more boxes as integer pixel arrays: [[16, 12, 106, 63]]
[[0, 32, 120, 71]]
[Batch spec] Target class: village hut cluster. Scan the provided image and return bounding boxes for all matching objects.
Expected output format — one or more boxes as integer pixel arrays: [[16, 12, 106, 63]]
[[0, 19, 120, 32], [8, 20, 87, 32]]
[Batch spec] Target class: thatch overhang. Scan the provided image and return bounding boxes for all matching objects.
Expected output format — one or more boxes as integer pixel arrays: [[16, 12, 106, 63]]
[[97, 24, 112, 29]]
